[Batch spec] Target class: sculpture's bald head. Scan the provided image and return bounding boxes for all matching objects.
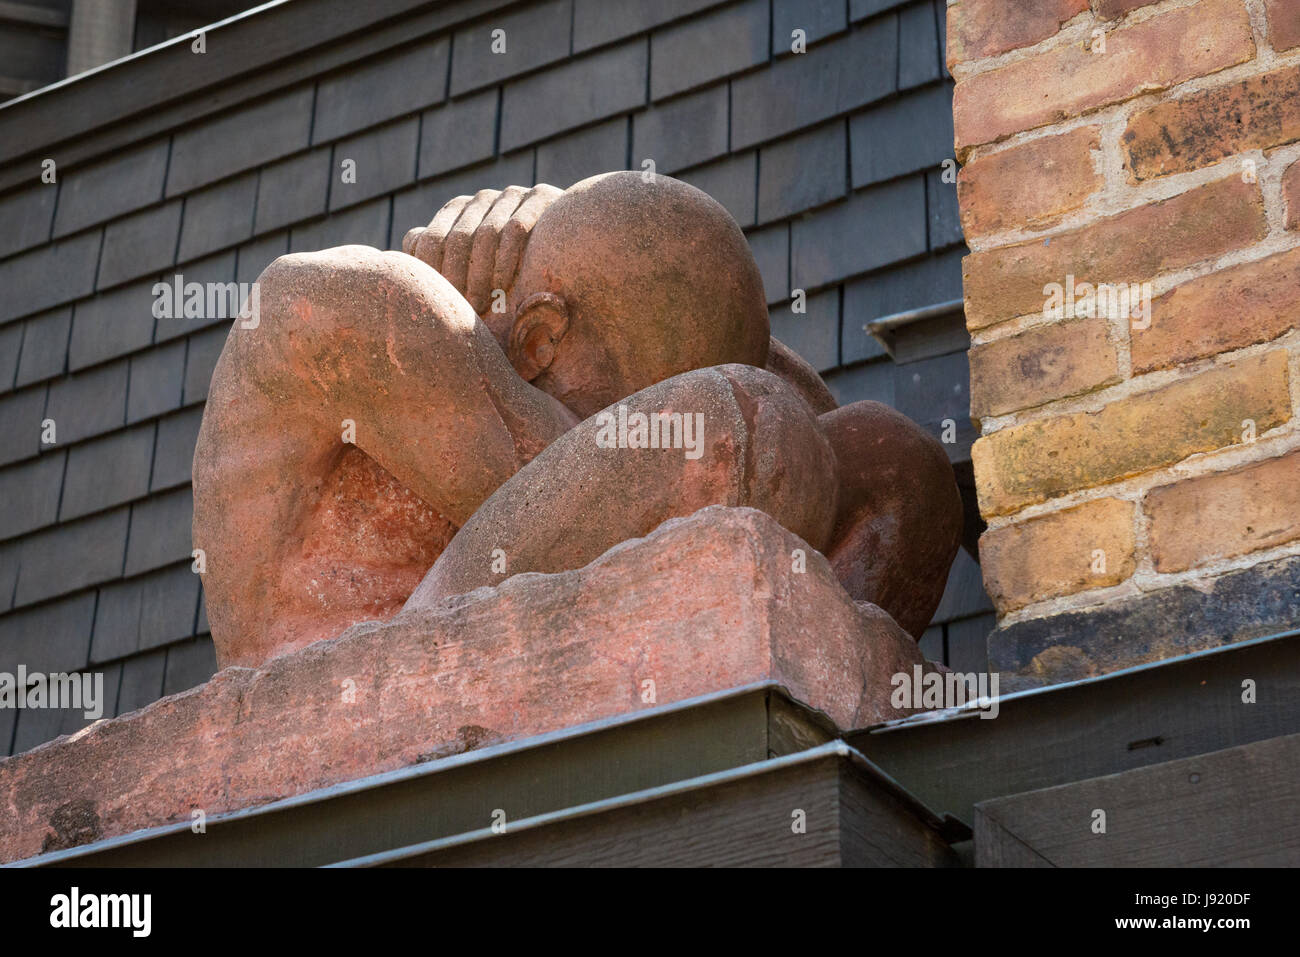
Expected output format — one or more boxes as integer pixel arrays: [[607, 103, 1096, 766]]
[[508, 171, 769, 418]]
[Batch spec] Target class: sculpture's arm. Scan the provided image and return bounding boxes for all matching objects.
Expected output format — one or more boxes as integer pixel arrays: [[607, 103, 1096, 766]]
[[193, 245, 578, 664]]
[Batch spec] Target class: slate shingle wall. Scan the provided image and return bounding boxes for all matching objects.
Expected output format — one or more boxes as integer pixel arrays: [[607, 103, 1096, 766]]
[[0, 0, 987, 756]]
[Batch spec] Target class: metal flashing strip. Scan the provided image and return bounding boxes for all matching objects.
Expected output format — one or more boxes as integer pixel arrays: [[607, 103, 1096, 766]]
[[330, 739, 966, 867], [864, 298, 965, 358], [867, 627, 1300, 735]]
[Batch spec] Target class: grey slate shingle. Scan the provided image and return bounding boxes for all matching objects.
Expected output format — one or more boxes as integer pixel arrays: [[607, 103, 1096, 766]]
[[237, 233, 288, 285], [849, 82, 955, 188], [97, 201, 183, 289], [790, 175, 927, 291], [0, 385, 48, 467], [12, 509, 129, 607], [127, 339, 187, 423], [124, 487, 193, 577], [176, 172, 259, 262], [769, 287, 839, 373], [0, 185, 57, 260], [68, 280, 157, 371], [330, 118, 420, 211], [632, 84, 729, 174], [52, 141, 170, 238], [290, 197, 391, 255], [650, 0, 769, 101], [59, 424, 155, 522], [0, 451, 64, 539], [389, 151, 535, 247], [898, 0, 942, 89], [255, 148, 332, 234], [90, 562, 199, 664], [181, 325, 229, 406], [449, 0, 572, 96], [418, 90, 499, 180], [0, 591, 97, 673], [14, 307, 71, 387], [757, 120, 847, 223], [535, 118, 629, 189], [44, 360, 129, 446], [0, 230, 102, 324], [745, 222, 789, 304], [678, 151, 757, 227], [11, 663, 120, 753], [500, 40, 648, 151], [313, 36, 450, 143], [162, 637, 217, 696], [823, 357, 895, 407], [151, 405, 204, 491], [772, 0, 848, 56], [0, 323, 21, 391], [731, 18, 897, 149], [116, 648, 166, 716], [926, 168, 964, 250], [850, 0, 912, 20], [572, 0, 722, 52], [167, 86, 316, 197]]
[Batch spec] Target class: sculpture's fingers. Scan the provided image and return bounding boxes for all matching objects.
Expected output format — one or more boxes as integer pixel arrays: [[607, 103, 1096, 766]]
[[409, 194, 472, 269], [492, 184, 563, 295], [440, 189, 501, 293], [466, 185, 528, 314]]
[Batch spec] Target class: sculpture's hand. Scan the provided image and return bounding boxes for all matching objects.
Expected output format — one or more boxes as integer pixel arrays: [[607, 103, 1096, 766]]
[[402, 183, 563, 314]]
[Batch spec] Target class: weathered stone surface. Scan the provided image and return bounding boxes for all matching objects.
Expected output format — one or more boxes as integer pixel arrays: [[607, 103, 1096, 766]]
[[972, 351, 1292, 516], [980, 497, 1136, 612], [1145, 449, 1300, 573], [0, 507, 932, 863], [990, 553, 1300, 690]]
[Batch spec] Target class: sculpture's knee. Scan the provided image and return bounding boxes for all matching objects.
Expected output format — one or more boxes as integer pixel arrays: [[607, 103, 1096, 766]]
[[820, 401, 962, 638]]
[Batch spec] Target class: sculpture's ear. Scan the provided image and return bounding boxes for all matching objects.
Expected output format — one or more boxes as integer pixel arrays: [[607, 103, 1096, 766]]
[[510, 292, 569, 381]]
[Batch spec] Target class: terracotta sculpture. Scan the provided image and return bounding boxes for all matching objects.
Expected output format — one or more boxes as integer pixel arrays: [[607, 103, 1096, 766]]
[[193, 172, 961, 669]]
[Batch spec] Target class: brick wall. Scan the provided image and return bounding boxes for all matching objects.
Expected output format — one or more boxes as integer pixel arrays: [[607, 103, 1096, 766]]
[[0, 0, 985, 756], [950, 0, 1300, 687]]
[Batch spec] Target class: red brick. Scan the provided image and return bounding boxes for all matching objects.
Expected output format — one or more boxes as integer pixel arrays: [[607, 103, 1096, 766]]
[[953, 0, 1255, 154], [963, 176, 1267, 330], [947, 0, 1087, 67], [1146, 449, 1300, 572], [958, 126, 1102, 237], [980, 498, 1136, 611], [1133, 247, 1300, 373], [1285, 159, 1300, 229], [1124, 64, 1300, 181], [972, 351, 1292, 516], [970, 316, 1119, 420], [1266, 0, 1300, 51]]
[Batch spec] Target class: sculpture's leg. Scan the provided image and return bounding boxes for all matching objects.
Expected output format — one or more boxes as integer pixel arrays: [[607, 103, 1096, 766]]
[[406, 363, 840, 605], [819, 401, 963, 639], [193, 246, 577, 667]]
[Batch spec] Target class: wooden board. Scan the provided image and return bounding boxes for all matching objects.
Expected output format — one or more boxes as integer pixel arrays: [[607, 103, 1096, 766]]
[[976, 732, 1300, 866]]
